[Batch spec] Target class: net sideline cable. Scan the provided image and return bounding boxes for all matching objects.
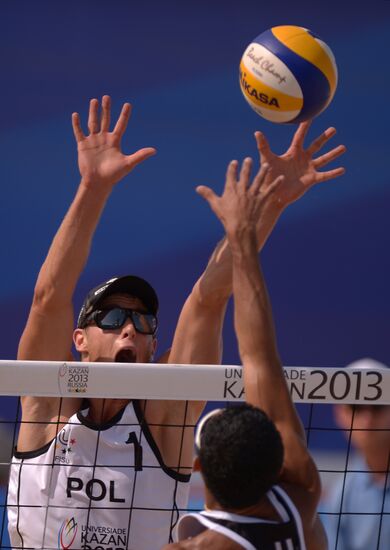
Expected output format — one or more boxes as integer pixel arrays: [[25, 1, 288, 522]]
[[0, 361, 388, 404]]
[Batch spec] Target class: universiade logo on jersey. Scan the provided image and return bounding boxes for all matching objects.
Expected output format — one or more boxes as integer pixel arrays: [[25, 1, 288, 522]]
[[58, 517, 78, 549], [81, 525, 127, 548]]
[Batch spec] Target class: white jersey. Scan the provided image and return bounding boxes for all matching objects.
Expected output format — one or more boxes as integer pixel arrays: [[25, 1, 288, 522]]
[[8, 401, 191, 550], [177, 486, 306, 550]]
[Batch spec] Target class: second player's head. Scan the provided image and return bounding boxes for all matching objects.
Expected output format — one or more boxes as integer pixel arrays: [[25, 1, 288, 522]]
[[195, 403, 284, 510]]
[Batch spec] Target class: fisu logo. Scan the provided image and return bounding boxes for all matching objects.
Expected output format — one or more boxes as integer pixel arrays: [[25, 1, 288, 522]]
[[58, 517, 78, 549], [55, 428, 77, 464]]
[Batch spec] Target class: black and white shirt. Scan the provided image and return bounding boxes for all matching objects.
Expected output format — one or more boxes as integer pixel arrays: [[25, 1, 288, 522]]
[[177, 485, 306, 550]]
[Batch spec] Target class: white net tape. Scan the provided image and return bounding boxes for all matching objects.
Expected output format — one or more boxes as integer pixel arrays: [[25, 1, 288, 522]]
[[0, 360, 388, 403]]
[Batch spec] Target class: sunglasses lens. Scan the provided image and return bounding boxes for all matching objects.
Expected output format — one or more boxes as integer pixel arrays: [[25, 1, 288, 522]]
[[132, 311, 157, 335], [97, 308, 126, 329]]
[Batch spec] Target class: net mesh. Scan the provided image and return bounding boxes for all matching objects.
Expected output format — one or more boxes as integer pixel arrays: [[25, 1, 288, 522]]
[[0, 361, 388, 549]]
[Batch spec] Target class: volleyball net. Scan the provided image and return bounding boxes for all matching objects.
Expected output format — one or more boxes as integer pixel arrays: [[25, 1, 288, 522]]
[[0, 360, 388, 549]]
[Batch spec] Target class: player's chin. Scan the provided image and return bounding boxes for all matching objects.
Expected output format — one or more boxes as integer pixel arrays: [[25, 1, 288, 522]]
[[115, 349, 137, 363]]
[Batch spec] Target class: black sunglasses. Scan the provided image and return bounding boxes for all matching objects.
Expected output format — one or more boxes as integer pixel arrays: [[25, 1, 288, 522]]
[[84, 307, 158, 335]]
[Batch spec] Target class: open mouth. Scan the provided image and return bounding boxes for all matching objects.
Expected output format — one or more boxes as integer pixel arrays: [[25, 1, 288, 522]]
[[115, 349, 136, 363]]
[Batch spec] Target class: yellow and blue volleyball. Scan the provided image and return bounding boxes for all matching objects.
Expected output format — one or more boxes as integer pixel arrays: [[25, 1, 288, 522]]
[[239, 25, 338, 123]]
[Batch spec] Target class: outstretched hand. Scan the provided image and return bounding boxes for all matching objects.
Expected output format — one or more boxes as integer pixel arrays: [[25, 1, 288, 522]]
[[255, 120, 346, 207], [72, 95, 156, 189], [197, 158, 284, 239]]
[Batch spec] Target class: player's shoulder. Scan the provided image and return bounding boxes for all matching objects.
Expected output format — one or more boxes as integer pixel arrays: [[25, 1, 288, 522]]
[[276, 484, 327, 550], [17, 396, 82, 453], [277, 479, 319, 517], [141, 396, 201, 427]]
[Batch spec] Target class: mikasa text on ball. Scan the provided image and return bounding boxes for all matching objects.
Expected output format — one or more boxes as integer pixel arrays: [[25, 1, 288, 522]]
[[239, 25, 338, 123]]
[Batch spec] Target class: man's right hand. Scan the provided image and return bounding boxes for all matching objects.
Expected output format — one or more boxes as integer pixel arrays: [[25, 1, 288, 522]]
[[196, 158, 283, 241], [72, 95, 156, 190]]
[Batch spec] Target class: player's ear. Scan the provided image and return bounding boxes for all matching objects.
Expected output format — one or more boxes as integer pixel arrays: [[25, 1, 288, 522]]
[[73, 328, 88, 353]]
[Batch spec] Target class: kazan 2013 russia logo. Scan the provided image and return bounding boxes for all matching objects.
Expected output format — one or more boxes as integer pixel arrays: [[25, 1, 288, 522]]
[[58, 517, 78, 549]]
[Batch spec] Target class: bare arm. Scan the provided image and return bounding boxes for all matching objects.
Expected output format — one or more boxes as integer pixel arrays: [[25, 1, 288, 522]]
[[197, 158, 320, 500], [18, 96, 156, 362], [168, 122, 345, 424], [16, 97, 156, 451]]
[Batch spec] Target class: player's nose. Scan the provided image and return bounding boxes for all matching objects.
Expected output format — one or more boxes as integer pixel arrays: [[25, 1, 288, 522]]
[[120, 316, 136, 339]]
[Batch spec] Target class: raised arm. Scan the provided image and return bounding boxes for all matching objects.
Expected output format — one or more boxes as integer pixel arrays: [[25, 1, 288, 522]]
[[167, 122, 345, 417], [197, 158, 321, 504], [18, 96, 155, 362]]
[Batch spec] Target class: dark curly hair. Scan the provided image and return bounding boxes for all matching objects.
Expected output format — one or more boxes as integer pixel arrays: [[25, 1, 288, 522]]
[[197, 404, 284, 510]]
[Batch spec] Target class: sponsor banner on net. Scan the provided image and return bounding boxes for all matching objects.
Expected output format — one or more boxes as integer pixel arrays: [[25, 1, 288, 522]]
[[2, 360, 380, 403], [222, 366, 389, 404]]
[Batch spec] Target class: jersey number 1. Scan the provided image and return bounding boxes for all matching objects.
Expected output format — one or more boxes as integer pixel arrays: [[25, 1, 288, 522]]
[[126, 432, 143, 471]]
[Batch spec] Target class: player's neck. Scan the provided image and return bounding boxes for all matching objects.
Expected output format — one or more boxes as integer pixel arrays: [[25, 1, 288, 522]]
[[85, 398, 130, 424], [205, 493, 281, 521]]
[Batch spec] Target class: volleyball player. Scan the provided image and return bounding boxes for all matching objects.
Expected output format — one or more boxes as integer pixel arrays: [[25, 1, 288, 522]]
[[164, 159, 328, 550], [7, 96, 344, 549]]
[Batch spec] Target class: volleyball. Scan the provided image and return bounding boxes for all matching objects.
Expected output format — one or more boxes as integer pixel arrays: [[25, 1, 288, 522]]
[[239, 25, 338, 124]]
